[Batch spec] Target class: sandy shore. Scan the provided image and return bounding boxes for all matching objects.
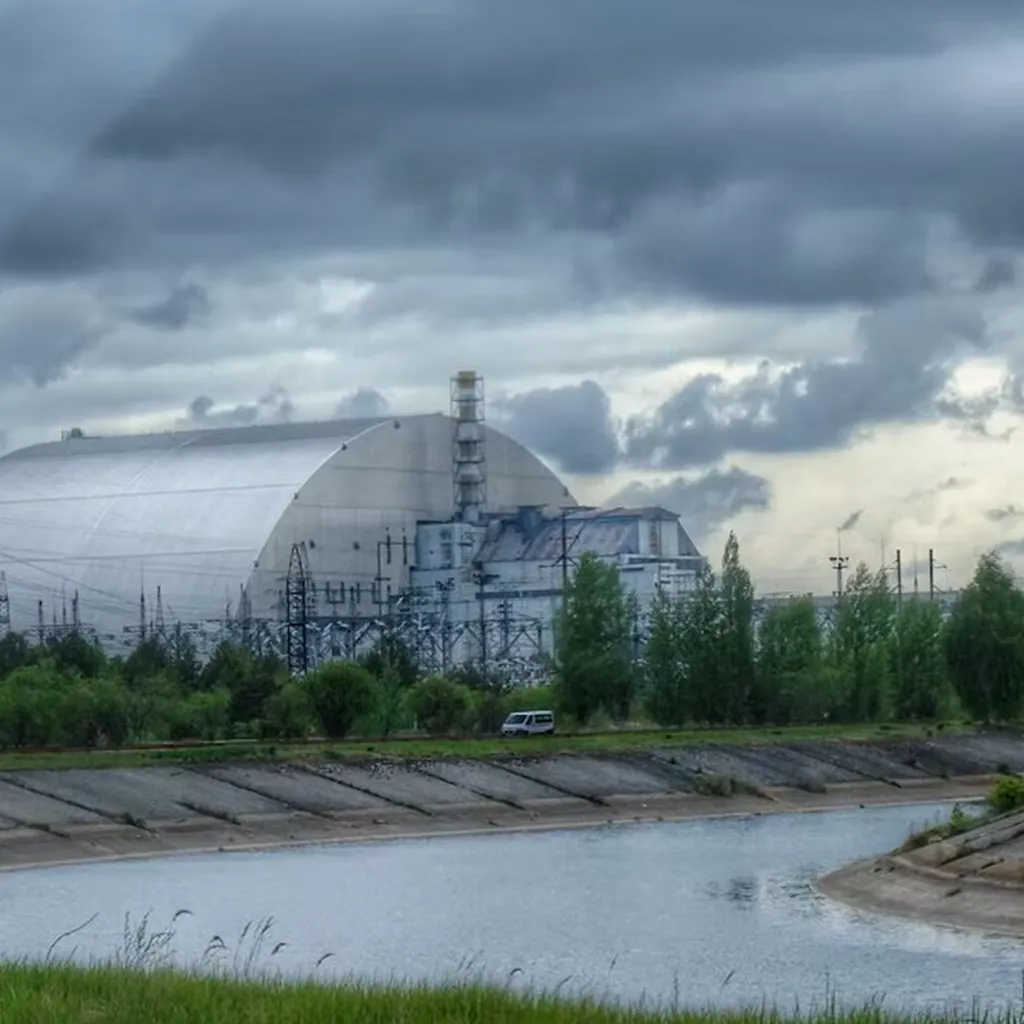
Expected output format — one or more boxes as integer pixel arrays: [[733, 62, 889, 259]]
[[0, 776, 994, 875]]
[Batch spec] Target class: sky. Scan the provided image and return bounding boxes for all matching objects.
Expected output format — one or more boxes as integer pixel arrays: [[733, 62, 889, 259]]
[[3, 0, 1024, 595]]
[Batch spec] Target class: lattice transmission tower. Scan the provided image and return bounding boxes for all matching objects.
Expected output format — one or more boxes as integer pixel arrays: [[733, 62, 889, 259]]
[[285, 542, 317, 675]]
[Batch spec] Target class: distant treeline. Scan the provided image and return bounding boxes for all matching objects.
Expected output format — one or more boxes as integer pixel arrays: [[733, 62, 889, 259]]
[[0, 534, 1018, 747]]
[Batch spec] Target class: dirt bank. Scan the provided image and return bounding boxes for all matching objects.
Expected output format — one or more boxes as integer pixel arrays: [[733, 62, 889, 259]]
[[0, 730, 1018, 873], [818, 804, 1024, 940]]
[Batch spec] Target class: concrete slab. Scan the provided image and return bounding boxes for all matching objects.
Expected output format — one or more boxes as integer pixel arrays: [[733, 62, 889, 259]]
[[877, 739, 995, 778], [205, 765, 390, 813], [417, 759, 583, 806], [501, 755, 681, 799], [788, 741, 931, 782], [0, 778, 107, 827], [0, 769, 202, 824], [946, 734, 1024, 773], [651, 746, 782, 790], [313, 762, 504, 810]]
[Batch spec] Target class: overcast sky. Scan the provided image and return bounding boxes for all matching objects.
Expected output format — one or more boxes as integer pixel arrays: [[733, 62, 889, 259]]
[[3, 0, 1024, 593]]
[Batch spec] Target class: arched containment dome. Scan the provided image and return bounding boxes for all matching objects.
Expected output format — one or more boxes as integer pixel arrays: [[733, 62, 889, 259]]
[[0, 413, 574, 645]]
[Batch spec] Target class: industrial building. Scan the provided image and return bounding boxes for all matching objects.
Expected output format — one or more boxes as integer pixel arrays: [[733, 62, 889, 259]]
[[0, 372, 709, 677]]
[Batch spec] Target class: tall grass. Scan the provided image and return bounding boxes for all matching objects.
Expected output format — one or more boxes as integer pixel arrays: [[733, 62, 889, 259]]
[[3, 962, 1024, 1024], [18, 909, 1024, 1024]]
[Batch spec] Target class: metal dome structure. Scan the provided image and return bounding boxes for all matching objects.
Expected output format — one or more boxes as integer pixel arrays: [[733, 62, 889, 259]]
[[0, 412, 573, 649]]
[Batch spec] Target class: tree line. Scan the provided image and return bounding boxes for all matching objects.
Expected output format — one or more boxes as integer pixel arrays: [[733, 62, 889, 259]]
[[0, 627, 553, 748], [0, 533, 1020, 748], [555, 536, 1024, 728]]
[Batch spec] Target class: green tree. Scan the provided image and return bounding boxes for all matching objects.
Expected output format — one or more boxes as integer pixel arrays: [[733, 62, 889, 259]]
[[201, 643, 285, 725], [829, 563, 896, 721], [359, 632, 419, 689], [0, 633, 29, 678], [890, 600, 953, 720], [554, 553, 635, 724], [261, 681, 316, 740], [944, 552, 1024, 721], [643, 588, 688, 726], [0, 664, 64, 747], [680, 566, 725, 724], [754, 597, 828, 724], [41, 632, 107, 679], [304, 661, 382, 739], [407, 675, 473, 735], [718, 533, 756, 724]]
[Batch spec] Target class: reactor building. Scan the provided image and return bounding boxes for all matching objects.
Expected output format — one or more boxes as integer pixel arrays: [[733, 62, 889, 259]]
[[0, 372, 708, 677]]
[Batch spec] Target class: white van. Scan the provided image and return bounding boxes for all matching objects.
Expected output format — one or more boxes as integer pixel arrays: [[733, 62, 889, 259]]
[[500, 710, 556, 737]]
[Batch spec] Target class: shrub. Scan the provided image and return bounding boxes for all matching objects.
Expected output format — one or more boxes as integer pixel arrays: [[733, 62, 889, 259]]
[[988, 774, 1024, 815], [304, 662, 382, 739], [261, 681, 316, 740], [407, 676, 473, 736]]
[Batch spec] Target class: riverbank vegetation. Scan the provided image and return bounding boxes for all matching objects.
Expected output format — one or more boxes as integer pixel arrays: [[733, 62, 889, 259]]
[[0, 532, 1017, 754], [0, 962, 1020, 1024], [900, 774, 1024, 850]]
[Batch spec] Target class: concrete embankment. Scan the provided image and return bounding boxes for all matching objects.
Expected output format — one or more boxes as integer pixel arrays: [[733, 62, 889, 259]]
[[819, 801, 1024, 940], [0, 730, 1019, 872]]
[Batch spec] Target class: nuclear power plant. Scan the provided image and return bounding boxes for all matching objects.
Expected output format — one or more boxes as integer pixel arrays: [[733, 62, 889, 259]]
[[0, 372, 709, 678]]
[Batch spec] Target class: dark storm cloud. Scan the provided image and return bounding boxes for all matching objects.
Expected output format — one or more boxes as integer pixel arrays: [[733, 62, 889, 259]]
[[130, 282, 210, 329], [183, 385, 295, 428], [495, 381, 620, 475], [334, 387, 389, 419], [625, 297, 988, 468], [610, 466, 772, 544], [5, 0, 1024, 312]]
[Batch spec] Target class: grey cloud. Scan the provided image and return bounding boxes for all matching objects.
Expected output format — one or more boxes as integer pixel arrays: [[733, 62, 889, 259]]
[[334, 386, 389, 418], [182, 385, 295, 428], [130, 282, 210, 329], [0, 282, 109, 386], [986, 505, 1024, 523], [495, 380, 620, 475], [609, 466, 772, 545], [839, 509, 863, 533], [625, 296, 988, 468], [4, 0, 1024, 313], [975, 254, 1017, 293]]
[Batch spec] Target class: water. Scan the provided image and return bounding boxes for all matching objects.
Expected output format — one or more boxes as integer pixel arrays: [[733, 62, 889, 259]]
[[0, 801, 1021, 1012]]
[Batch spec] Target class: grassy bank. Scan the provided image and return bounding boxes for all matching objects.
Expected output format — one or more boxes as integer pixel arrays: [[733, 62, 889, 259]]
[[0, 720, 962, 772], [0, 963, 1015, 1024]]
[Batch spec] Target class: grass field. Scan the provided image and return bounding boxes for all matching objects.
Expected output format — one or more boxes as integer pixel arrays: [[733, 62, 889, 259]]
[[0, 720, 965, 772], [0, 963, 1014, 1024]]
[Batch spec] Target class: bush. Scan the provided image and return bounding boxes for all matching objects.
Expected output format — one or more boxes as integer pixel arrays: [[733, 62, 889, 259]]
[[261, 682, 316, 740], [304, 662, 381, 739], [407, 676, 473, 736], [988, 774, 1024, 814]]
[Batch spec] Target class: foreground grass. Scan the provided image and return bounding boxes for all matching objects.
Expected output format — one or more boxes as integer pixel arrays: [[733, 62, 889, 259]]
[[0, 963, 1017, 1024], [0, 720, 968, 772]]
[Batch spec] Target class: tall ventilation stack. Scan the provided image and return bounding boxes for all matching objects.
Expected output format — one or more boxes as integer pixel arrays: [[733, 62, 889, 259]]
[[451, 370, 486, 524]]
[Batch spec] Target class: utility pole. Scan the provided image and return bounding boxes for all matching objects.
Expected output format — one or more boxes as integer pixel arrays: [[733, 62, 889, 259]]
[[895, 549, 903, 609], [928, 549, 946, 602], [0, 572, 9, 636], [560, 507, 569, 595], [829, 532, 850, 598]]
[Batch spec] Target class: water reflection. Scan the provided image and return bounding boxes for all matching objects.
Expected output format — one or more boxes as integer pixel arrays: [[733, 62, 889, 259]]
[[0, 801, 1019, 1013]]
